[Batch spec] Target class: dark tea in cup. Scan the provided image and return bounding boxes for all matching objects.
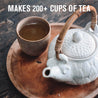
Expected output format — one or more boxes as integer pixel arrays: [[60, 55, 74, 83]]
[[19, 23, 48, 41], [16, 16, 50, 56]]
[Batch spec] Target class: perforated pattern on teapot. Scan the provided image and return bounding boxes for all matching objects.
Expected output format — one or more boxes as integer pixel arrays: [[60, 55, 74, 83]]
[[62, 29, 96, 59]]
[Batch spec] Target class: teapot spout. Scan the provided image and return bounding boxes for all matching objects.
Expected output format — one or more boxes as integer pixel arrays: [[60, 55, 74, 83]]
[[42, 66, 63, 80], [42, 67, 52, 78], [42, 66, 72, 82]]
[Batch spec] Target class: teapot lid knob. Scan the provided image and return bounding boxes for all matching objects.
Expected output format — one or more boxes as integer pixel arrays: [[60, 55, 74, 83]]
[[72, 32, 83, 43]]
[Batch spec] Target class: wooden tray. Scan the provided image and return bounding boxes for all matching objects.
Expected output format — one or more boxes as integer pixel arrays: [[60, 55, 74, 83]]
[[7, 23, 98, 98]]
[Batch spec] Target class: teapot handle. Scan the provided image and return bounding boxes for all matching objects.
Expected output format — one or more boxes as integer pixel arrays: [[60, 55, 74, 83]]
[[55, 5, 97, 59]]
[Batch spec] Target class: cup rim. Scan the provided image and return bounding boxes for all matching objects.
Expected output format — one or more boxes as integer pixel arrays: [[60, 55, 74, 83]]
[[16, 16, 51, 42]]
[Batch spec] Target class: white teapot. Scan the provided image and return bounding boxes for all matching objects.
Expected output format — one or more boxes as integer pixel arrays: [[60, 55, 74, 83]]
[[42, 6, 98, 85]]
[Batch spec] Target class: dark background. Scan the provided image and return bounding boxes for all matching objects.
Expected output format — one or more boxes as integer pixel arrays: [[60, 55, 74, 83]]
[[0, 0, 98, 98]]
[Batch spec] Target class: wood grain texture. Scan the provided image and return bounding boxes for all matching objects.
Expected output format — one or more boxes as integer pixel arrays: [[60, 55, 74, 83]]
[[0, 0, 98, 98], [7, 24, 98, 98]]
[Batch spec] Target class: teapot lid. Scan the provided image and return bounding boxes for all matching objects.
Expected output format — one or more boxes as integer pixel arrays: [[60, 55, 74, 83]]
[[62, 29, 96, 59]]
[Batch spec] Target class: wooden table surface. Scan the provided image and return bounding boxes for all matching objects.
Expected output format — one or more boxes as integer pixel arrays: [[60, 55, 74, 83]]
[[0, 0, 98, 98]]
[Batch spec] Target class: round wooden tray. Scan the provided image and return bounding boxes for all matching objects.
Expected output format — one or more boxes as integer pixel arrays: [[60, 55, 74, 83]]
[[7, 23, 98, 98]]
